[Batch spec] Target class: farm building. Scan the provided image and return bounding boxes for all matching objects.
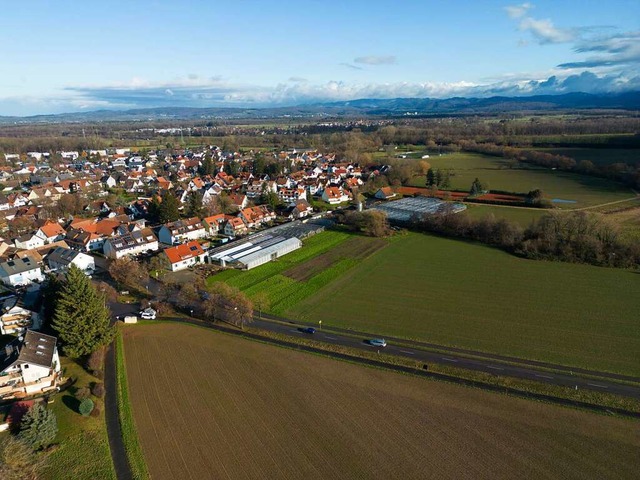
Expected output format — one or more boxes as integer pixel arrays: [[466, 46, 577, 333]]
[[371, 196, 466, 222], [209, 234, 302, 270]]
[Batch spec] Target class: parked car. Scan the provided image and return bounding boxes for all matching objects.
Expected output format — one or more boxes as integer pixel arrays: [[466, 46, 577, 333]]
[[140, 308, 157, 320], [369, 338, 387, 347], [302, 327, 316, 334]]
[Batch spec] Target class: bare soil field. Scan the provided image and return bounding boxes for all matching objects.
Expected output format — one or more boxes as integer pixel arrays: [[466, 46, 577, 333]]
[[283, 236, 387, 281], [123, 323, 640, 480]]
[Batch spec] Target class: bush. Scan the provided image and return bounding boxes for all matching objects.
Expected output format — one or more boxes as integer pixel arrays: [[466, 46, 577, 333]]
[[79, 398, 94, 416], [86, 347, 106, 377], [90, 403, 101, 418], [74, 387, 91, 400], [91, 383, 105, 398]]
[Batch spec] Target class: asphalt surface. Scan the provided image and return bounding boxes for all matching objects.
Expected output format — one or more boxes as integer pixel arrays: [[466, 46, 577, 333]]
[[107, 288, 640, 400], [104, 341, 134, 480], [249, 317, 640, 399]]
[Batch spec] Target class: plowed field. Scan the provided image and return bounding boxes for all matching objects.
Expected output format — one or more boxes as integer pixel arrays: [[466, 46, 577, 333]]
[[122, 323, 640, 480]]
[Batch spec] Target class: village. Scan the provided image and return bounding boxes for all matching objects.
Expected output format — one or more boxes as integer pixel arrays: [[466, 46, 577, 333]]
[[0, 144, 415, 402]]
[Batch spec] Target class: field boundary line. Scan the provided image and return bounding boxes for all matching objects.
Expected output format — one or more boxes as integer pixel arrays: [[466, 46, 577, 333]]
[[115, 332, 151, 479]]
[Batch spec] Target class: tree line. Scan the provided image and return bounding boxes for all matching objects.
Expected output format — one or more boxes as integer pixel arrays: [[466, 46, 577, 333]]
[[410, 210, 640, 268]]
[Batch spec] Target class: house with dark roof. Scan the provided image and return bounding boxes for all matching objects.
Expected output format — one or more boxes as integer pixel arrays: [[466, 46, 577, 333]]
[[0, 256, 44, 287], [162, 240, 208, 271], [46, 247, 95, 274], [158, 217, 207, 245], [103, 228, 159, 259], [0, 330, 61, 400]]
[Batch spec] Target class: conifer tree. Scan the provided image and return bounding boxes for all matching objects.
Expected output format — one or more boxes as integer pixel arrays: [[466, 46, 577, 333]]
[[52, 265, 114, 358], [158, 192, 180, 223], [17, 403, 57, 450]]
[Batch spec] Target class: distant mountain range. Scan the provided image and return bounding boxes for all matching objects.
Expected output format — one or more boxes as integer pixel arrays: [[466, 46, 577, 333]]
[[1, 91, 639, 123]]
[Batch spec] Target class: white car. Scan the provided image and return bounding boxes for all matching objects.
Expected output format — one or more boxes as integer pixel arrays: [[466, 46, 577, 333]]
[[140, 308, 157, 320], [369, 338, 387, 348]]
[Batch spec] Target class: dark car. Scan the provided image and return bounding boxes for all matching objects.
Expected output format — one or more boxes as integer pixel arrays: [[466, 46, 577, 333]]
[[302, 327, 316, 334]]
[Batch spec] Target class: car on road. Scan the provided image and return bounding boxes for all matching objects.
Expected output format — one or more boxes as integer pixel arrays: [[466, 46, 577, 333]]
[[140, 308, 157, 320], [369, 338, 387, 347], [302, 327, 316, 334]]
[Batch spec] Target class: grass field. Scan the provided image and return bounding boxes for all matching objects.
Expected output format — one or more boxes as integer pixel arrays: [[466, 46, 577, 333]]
[[122, 323, 640, 480], [42, 358, 115, 480], [462, 204, 547, 226], [287, 232, 640, 376], [208, 231, 388, 315], [407, 152, 634, 208]]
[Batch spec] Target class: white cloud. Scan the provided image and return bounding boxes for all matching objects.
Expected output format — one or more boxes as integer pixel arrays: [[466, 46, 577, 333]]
[[519, 17, 574, 44], [505, 3, 532, 19]]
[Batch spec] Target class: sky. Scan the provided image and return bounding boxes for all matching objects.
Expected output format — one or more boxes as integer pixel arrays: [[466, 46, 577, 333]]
[[0, 0, 638, 115]]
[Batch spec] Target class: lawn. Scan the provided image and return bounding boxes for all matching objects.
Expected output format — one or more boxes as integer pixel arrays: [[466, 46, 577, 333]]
[[408, 152, 634, 208], [122, 323, 640, 480], [287, 232, 640, 376], [41, 357, 115, 480], [207, 231, 388, 315]]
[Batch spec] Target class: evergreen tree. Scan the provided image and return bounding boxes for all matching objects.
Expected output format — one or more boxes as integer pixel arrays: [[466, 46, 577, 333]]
[[52, 265, 115, 358], [435, 169, 443, 187], [470, 178, 485, 196], [426, 169, 436, 187], [17, 403, 57, 450], [440, 171, 451, 190], [42, 273, 63, 324], [186, 191, 205, 218], [158, 192, 180, 223], [148, 195, 162, 224]]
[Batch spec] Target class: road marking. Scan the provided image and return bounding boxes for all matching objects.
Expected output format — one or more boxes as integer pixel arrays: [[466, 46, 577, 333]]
[[290, 329, 300, 333], [324, 336, 337, 340], [487, 366, 504, 370], [587, 383, 608, 389], [399, 350, 415, 355], [441, 357, 458, 362], [535, 374, 554, 379]]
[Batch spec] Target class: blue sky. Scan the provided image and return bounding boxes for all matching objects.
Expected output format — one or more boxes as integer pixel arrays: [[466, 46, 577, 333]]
[[1, 0, 638, 115]]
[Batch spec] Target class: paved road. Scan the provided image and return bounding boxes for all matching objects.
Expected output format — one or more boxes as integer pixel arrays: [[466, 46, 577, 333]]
[[105, 285, 640, 400], [104, 342, 134, 480], [250, 317, 640, 399]]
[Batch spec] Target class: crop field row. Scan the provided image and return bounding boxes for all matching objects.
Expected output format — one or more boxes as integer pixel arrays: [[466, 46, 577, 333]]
[[209, 231, 388, 315], [287, 232, 640, 376], [123, 323, 640, 480]]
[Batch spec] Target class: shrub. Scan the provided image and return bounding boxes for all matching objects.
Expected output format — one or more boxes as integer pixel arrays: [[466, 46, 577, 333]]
[[86, 347, 106, 377], [91, 382, 105, 398], [75, 387, 91, 400], [79, 398, 94, 417], [90, 403, 101, 418]]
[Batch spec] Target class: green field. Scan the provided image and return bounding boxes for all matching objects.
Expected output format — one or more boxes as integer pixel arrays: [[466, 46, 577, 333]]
[[408, 152, 634, 208], [286, 232, 640, 376], [462, 204, 547, 226], [208, 231, 387, 315], [526, 148, 640, 166], [123, 323, 640, 480]]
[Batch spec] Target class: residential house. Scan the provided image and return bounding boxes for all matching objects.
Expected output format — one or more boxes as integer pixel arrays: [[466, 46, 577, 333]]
[[46, 247, 95, 274], [239, 206, 276, 229], [223, 217, 249, 237], [162, 240, 208, 272], [158, 217, 207, 245], [0, 297, 40, 336], [203, 214, 230, 236], [0, 256, 44, 287], [228, 193, 248, 211], [35, 221, 66, 244], [374, 187, 397, 200], [103, 228, 159, 259], [289, 200, 313, 220], [321, 187, 350, 205], [14, 233, 45, 250], [0, 330, 61, 400]]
